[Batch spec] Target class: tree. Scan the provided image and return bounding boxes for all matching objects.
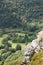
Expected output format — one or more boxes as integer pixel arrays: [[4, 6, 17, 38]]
[[2, 38, 12, 51], [16, 44, 22, 51], [25, 34, 28, 45]]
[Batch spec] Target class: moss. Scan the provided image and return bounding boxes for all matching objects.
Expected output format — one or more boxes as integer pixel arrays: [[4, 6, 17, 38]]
[[27, 50, 43, 65]]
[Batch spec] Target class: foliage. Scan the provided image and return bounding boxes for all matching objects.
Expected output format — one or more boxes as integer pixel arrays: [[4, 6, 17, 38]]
[[2, 38, 12, 51], [9, 48, 16, 53], [16, 44, 22, 51], [0, 0, 43, 65], [0, 45, 4, 49], [4, 51, 24, 65], [4, 51, 43, 65], [0, 0, 43, 33], [0, 0, 43, 42]]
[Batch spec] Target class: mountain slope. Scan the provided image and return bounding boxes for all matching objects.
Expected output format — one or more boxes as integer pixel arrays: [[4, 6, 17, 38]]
[[0, 0, 43, 31], [4, 51, 43, 65]]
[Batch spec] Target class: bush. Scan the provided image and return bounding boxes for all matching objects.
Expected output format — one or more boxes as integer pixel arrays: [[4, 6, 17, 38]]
[[9, 48, 16, 53], [7, 43, 12, 47], [2, 52, 11, 59], [0, 55, 2, 61], [2, 38, 12, 51], [0, 45, 4, 49], [1, 49, 7, 54], [16, 44, 22, 51], [11, 48, 16, 53]]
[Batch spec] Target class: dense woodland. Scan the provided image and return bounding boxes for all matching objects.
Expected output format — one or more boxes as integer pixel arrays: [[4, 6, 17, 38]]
[[0, 0, 43, 41], [0, 0, 43, 31]]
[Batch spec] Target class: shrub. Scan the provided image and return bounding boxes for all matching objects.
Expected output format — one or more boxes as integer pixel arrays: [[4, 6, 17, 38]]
[[0, 45, 4, 49], [2, 38, 12, 51], [11, 48, 16, 53], [0, 55, 2, 61], [2, 52, 11, 59], [16, 44, 22, 51], [9, 48, 16, 53], [1, 49, 7, 54]]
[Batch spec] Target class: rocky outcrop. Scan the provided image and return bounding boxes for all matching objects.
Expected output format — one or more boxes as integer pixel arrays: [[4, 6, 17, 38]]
[[22, 38, 43, 65]]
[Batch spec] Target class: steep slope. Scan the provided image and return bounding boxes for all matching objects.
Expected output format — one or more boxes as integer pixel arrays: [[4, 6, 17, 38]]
[[4, 51, 43, 65]]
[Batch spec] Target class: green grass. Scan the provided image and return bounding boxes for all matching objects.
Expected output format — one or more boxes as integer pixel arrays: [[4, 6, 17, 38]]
[[4, 50, 24, 65], [17, 33, 25, 36], [0, 34, 43, 65], [0, 33, 30, 65], [0, 49, 5, 54], [0, 34, 8, 45], [0, 61, 3, 65], [8, 40, 30, 50], [8, 40, 26, 49], [0, 33, 27, 50]]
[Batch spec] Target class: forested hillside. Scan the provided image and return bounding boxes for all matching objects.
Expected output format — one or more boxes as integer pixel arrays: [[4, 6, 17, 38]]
[[0, 0, 43, 32]]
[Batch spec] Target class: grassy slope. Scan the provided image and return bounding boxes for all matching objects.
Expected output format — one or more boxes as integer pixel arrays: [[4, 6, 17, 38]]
[[8, 40, 26, 49], [4, 50, 24, 65], [4, 51, 43, 65], [0, 33, 26, 48], [0, 33, 26, 65], [8, 32, 28, 49], [0, 34, 43, 65]]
